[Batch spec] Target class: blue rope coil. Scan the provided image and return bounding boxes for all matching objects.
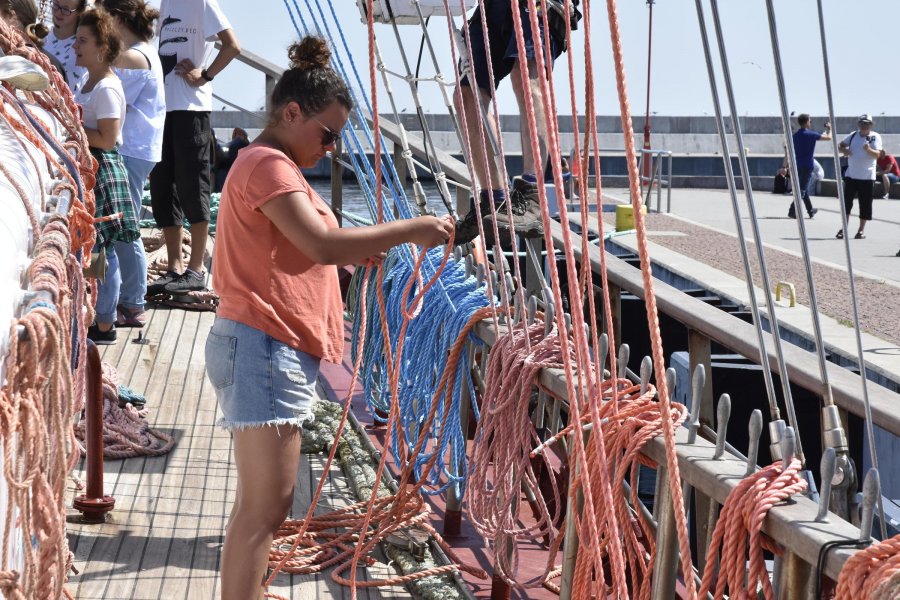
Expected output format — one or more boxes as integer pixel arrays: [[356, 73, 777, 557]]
[[283, 0, 492, 497]]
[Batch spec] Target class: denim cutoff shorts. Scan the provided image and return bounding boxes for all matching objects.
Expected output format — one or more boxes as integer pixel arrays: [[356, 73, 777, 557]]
[[205, 317, 319, 431]]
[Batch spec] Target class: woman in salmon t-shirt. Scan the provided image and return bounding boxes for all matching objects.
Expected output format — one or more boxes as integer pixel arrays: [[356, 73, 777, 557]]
[[205, 36, 453, 599]]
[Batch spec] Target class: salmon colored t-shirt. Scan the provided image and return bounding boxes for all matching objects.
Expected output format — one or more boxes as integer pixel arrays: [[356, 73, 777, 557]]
[[213, 144, 344, 363]]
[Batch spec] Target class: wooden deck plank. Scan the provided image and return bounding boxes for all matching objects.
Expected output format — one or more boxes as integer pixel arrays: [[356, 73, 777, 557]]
[[67, 304, 417, 599], [67, 306, 180, 590], [68, 308, 190, 599]]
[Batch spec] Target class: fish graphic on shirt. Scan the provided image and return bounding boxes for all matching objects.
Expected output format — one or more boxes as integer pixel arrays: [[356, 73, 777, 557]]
[[159, 15, 187, 78]]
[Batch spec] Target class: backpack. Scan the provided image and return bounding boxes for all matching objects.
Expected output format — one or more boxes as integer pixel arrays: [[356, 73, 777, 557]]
[[839, 131, 856, 178]]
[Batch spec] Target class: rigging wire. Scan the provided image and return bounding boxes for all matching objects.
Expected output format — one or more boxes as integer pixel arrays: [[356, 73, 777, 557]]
[[696, 0, 806, 464], [814, 0, 886, 539]]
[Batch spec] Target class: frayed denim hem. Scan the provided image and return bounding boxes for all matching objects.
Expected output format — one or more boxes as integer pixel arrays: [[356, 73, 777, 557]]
[[216, 414, 314, 433]]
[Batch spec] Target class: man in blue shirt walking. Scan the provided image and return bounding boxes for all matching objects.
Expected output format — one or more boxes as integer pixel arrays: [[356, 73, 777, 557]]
[[788, 113, 831, 218]]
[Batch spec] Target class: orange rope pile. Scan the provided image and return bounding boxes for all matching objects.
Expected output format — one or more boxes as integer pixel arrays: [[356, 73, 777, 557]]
[[835, 535, 900, 599], [0, 16, 104, 599], [73, 364, 175, 460], [0, 218, 80, 599]]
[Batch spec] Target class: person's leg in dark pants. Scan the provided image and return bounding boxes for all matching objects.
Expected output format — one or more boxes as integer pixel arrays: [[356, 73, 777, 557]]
[[149, 112, 185, 288], [855, 180, 873, 237], [837, 177, 859, 238]]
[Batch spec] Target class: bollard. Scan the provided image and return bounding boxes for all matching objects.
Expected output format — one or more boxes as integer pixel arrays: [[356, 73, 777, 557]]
[[73, 339, 115, 523]]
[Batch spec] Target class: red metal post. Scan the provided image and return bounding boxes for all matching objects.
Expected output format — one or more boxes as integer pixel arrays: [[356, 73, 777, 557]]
[[73, 338, 115, 523]]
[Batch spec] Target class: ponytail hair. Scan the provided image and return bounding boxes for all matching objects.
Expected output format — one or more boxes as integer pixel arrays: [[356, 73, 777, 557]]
[[96, 0, 158, 41], [269, 36, 353, 122]]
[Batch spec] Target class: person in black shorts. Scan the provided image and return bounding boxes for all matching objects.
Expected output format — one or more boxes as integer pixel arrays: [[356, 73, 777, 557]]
[[148, 0, 240, 295], [453, 0, 580, 245], [837, 114, 881, 239]]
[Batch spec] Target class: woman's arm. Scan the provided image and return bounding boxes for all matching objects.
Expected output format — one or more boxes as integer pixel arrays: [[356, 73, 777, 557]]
[[84, 117, 121, 151], [259, 190, 453, 265]]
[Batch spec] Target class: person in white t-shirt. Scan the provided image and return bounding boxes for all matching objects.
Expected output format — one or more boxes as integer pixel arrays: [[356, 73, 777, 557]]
[[148, 0, 239, 296], [73, 9, 140, 345], [97, 0, 166, 328], [44, 0, 86, 91], [837, 114, 882, 239]]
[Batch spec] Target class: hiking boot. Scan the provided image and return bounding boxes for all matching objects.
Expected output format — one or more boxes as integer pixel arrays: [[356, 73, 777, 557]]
[[489, 177, 544, 239], [87, 323, 117, 345], [164, 270, 207, 294], [453, 197, 491, 246], [147, 270, 180, 295]]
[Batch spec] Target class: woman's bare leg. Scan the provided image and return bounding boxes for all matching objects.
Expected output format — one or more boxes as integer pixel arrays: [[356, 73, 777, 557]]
[[221, 425, 302, 600]]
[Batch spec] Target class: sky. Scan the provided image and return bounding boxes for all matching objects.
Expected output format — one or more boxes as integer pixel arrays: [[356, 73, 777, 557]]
[[209, 0, 898, 119]]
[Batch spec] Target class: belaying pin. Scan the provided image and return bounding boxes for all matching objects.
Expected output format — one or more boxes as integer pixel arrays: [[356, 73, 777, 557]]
[[745, 409, 763, 476], [712, 394, 731, 460], [815, 448, 837, 522]]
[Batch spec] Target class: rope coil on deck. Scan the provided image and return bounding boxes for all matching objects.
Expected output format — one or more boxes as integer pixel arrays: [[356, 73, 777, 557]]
[[73, 364, 175, 460]]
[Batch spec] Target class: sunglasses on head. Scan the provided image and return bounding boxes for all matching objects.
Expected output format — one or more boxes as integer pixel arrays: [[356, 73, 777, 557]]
[[312, 117, 341, 147]]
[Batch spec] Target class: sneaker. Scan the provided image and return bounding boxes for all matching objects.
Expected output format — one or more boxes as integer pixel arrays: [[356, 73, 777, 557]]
[[489, 177, 544, 239], [163, 270, 207, 294], [883, 194, 890, 200], [116, 306, 146, 328], [87, 324, 117, 345], [147, 271, 180, 295], [807, 208, 818, 218]]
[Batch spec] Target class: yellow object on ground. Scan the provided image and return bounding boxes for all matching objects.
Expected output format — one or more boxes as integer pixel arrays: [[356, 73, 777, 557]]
[[615, 204, 648, 231]]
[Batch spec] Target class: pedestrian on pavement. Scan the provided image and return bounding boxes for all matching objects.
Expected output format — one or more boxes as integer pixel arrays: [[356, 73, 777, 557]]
[[837, 114, 882, 239], [876, 149, 900, 199], [788, 113, 831, 219]]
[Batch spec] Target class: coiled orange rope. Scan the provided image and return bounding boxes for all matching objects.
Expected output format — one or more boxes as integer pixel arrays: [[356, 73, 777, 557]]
[[835, 535, 900, 599], [699, 458, 806, 599]]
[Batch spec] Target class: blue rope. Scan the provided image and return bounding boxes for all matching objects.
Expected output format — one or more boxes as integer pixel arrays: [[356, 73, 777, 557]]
[[283, 0, 492, 497]]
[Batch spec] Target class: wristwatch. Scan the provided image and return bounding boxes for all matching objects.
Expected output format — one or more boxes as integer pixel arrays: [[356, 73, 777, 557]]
[[200, 69, 214, 83]]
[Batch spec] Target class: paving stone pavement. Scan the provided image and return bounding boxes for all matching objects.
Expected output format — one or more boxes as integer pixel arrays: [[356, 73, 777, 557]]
[[599, 188, 900, 346]]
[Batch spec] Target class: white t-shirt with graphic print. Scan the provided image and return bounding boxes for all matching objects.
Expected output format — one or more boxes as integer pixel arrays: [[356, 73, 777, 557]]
[[45, 30, 86, 92], [157, 0, 231, 112]]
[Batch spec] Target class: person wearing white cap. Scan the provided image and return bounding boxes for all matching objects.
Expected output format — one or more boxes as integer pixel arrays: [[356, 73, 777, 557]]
[[837, 114, 882, 239]]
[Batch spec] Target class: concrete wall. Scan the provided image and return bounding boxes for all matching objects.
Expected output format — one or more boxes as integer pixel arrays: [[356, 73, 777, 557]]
[[215, 111, 900, 185]]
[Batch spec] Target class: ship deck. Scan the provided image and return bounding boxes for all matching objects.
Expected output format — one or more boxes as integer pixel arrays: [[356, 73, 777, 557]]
[[64, 245, 410, 600]]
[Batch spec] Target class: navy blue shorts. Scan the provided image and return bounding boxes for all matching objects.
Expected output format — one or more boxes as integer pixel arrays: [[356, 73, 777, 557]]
[[460, 1, 564, 91]]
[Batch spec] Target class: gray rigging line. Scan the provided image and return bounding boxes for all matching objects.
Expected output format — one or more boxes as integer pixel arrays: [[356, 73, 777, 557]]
[[697, 0, 803, 465], [761, 0, 860, 518], [814, 0, 885, 539]]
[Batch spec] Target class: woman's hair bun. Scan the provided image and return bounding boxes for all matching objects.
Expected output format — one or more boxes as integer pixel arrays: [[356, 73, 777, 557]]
[[287, 36, 331, 71]]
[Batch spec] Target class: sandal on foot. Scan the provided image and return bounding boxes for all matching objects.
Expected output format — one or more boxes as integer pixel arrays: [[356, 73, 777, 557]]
[[116, 306, 146, 328], [854, 232, 866, 239], [835, 229, 844, 239]]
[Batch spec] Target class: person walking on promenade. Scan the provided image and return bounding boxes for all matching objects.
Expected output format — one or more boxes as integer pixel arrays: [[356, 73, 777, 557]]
[[787, 113, 830, 219], [205, 36, 454, 600], [74, 8, 140, 344], [837, 114, 882, 239], [44, 0, 86, 91], [98, 0, 165, 328], [876, 149, 899, 199], [453, 0, 581, 244], [148, 0, 239, 296]]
